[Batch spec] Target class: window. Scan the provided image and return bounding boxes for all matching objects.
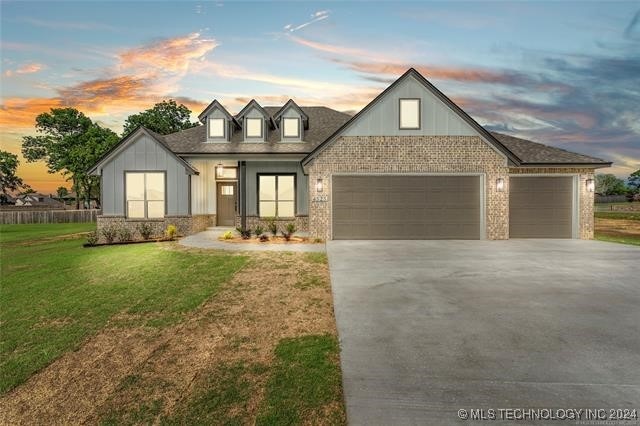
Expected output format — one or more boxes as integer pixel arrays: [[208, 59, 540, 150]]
[[259, 175, 295, 218], [282, 117, 300, 138], [208, 118, 225, 138], [126, 172, 165, 218], [245, 118, 263, 138], [399, 98, 420, 129]]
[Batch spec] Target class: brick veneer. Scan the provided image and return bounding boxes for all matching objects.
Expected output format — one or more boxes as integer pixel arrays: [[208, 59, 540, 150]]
[[305, 136, 596, 240], [509, 167, 595, 239], [96, 214, 215, 243]]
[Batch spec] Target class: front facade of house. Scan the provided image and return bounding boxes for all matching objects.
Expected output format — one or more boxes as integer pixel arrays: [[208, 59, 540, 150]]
[[90, 69, 610, 241]]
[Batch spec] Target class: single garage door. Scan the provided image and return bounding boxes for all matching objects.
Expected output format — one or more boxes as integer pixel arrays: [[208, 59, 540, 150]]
[[509, 176, 574, 238], [332, 175, 480, 239]]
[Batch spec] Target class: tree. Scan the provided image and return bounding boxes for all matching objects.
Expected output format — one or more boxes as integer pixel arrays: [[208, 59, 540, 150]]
[[21, 108, 119, 209], [56, 186, 69, 198], [595, 173, 627, 196], [0, 150, 27, 200], [122, 99, 199, 136], [628, 169, 640, 194]]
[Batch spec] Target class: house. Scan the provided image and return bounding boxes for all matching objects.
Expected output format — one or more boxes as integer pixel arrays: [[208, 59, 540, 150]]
[[13, 193, 65, 209], [89, 68, 610, 241]]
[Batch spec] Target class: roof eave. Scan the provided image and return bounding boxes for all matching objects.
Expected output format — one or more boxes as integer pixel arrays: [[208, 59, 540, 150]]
[[514, 162, 612, 169]]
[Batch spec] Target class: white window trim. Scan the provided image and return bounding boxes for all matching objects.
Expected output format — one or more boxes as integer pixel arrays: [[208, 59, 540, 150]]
[[399, 98, 421, 130]]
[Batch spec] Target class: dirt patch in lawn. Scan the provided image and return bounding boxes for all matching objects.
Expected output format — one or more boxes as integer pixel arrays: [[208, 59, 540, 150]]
[[0, 251, 340, 425], [595, 217, 640, 238]]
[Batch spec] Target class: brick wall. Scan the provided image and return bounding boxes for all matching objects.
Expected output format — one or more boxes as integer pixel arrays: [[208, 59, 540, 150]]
[[234, 215, 309, 234], [306, 136, 510, 240], [96, 214, 215, 243]]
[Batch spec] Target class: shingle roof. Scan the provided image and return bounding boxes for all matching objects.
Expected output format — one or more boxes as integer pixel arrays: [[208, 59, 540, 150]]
[[161, 106, 351, 154], [490, 132, 610, 165]]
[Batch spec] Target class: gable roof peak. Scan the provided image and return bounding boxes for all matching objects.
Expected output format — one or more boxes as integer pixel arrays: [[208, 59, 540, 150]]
[[273, 99, 309, 122], [197, 99, 235, 123]]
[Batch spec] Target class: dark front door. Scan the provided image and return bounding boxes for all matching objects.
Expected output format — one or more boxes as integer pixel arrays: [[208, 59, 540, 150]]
[[216, 182, 237, 226]]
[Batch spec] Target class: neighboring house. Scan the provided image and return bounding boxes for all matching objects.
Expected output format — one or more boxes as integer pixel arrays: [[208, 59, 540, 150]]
[[13, 193, 65, 209], [90, 68, 610, 240]]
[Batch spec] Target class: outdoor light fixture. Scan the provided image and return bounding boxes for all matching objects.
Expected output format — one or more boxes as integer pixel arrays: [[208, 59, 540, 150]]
[[586, 178, 595, 192], [216, 163, 224, 178], [316, 178, 324, 193], [496, 177, 505, 192]]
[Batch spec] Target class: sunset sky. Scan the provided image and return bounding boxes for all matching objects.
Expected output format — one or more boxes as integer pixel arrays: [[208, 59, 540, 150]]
[[1, 1, 638, 194]]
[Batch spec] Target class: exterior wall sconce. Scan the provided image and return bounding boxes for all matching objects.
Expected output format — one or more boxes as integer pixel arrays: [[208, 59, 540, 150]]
[[496, 177, 505, 192], [316, 178, 324, 193], [216, 163, 224, 178], [586, 178, 595, 192]]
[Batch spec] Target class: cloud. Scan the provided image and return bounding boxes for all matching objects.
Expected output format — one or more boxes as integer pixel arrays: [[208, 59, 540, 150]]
[[283, 10, 330, 33], [624, 9, 640, 40], [287, 36, 377, 58], [4, 62, 45, 77], [118, 32, 218, 76]]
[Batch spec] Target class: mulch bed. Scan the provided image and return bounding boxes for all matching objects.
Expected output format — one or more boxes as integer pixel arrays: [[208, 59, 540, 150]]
[[219, 235, 319, 244]]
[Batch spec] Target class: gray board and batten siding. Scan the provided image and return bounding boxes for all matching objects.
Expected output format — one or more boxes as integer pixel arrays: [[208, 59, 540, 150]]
[[100, 133, 191, 216]]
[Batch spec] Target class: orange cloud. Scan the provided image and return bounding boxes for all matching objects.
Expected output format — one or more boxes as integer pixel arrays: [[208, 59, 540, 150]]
[[3, 62, 45, 77], [119, 32, 218, 75]]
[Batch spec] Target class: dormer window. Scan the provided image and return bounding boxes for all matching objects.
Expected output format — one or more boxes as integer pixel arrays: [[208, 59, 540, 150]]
[[399, 98, 420, 130], [245, 118, 263, 138], [208, 118, 225, 138], [282, 117, 300, 138]]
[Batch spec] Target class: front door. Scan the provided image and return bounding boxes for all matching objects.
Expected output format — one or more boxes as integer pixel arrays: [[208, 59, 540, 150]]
[[216, 182, 237, 226]]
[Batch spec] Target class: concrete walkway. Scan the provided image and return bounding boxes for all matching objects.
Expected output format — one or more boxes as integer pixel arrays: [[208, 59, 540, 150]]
[[327, 239, 640, 425], [178, 227, 325, 252]]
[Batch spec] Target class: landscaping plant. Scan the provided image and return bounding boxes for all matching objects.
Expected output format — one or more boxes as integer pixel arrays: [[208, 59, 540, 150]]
[[101, 225, 117, 244], [254, 225, 264, 237], [222, 230, 233, 240], [165, 224, 178, 240], [137, 223, 153, 240], [235, 227, 252, 240], [86, 231, 98, 246], [282, 223, 296, 241], [118, 227, 132, 242], [259, 234, 269, 242], [266, 217, 278, 236]]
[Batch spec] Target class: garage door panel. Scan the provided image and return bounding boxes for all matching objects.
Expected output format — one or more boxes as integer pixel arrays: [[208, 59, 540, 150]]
[[332, 175, 480, 239], [509, 177, 573, 238]]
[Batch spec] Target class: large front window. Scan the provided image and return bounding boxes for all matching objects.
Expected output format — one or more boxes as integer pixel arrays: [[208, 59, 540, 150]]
[[126, 172, 165, 218], [259, 175, 295, 217]]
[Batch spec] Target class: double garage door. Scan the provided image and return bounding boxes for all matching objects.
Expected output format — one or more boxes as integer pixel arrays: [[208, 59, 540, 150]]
[[332, 175, 574, 240]]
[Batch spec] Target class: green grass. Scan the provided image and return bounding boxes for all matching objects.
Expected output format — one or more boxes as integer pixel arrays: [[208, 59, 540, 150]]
[[0, 222, 95, 244], [595, 234, 640, 246], [0, 223, 248, 394], [257, 335, 344, 425], [594, 211, 640, 220]]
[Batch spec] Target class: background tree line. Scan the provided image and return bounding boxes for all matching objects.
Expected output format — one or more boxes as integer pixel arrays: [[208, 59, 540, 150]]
[[0, 100, 198, 208]]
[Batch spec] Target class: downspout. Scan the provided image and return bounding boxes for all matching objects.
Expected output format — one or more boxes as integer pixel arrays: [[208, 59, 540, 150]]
[[240, 161, 247, 230]]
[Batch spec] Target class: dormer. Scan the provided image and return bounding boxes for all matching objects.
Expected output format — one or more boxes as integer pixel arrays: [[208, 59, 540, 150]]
[[198, 100, 237, 142], [273, 99, 308, 142], [235, 100, 275, 143]]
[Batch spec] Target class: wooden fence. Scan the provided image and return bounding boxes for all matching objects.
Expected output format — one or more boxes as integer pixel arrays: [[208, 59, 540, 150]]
[[0, 209, 100, 224]]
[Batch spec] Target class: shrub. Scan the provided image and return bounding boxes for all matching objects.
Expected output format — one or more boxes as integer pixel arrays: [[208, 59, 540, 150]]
[[101, 225, 117, 244], [266, 217, 278, 236], [235, 226, 252, 239], [137, 223, 153, 240], [259, 234, 269, 242], [165, 224, 178, 240], [118, 227, 132, 242], [282, 222, 296, 241], [86, 231, 98, 246], [222, 230, 234, 240], [254, 225, 264, 237], [313, 237, 323, 243]]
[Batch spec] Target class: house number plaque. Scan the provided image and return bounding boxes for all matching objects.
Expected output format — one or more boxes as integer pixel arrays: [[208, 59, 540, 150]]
[[312, 195, 328, 202]]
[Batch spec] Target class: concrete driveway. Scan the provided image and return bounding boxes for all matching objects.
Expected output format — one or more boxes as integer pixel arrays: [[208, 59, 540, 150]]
[[327, 240, 640, 425]]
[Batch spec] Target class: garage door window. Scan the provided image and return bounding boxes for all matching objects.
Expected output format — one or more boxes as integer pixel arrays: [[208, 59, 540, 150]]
[[258, 175, 295, 218]]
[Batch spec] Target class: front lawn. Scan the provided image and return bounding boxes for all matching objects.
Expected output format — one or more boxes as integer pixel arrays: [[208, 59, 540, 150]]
[[594, 212, 640, 246], [0, 224, 345, 424]]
